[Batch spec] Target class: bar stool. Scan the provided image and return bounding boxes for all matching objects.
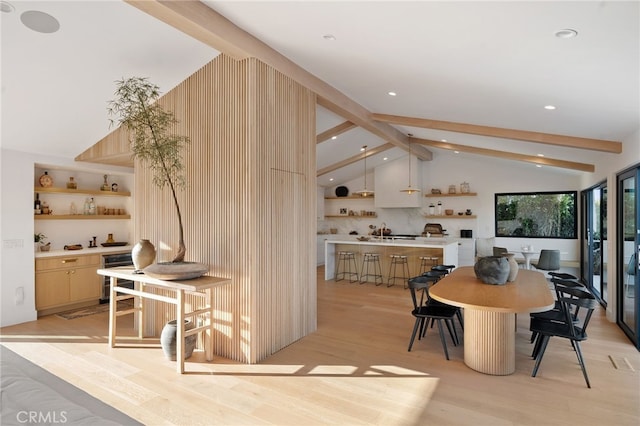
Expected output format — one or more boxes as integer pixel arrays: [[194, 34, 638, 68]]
[[360, 252, 383, 286], [388, 254, 410, 288], [419, 255, 440, 275], [335, 251, 359, 283]]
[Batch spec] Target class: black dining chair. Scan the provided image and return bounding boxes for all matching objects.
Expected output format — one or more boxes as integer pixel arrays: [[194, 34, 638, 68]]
[[529, 286, 598, 388], [407, 276, 459, 360], [529, 278, 587, 343]]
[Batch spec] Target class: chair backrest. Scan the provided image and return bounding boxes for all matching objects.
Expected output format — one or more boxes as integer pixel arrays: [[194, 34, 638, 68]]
[[628, 253, 637, 276], [408, 276, 431, 309], [536, 249, 560, 270], [493, 246, 508, 256], [475, 237, 495, 258], [557, 286, 598, 338]]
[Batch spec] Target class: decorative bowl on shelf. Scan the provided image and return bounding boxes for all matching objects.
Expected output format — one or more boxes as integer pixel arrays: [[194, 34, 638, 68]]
[[445, 209, 454, 215]]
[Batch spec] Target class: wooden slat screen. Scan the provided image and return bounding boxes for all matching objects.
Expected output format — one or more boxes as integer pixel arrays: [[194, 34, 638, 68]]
[[98, 54, 316, 363]]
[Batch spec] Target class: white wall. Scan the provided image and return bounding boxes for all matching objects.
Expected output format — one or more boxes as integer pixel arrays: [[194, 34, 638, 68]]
[[1, 149, 133, 327]]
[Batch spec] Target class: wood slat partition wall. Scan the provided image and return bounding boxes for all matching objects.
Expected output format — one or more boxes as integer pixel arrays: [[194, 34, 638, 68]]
[[101, 54, 317, 363]]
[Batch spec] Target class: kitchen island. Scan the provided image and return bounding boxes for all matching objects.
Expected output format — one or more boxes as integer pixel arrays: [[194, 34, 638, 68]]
[[325, 238, 458, 281]]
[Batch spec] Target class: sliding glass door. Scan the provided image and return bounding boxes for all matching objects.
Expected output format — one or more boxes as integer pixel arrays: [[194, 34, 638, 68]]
[[618, 166, 639, 350]]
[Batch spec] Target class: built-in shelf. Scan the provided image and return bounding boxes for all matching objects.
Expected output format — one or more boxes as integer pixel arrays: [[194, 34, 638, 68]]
[[424, 214, 476, 219], [424, 192, 476, 197], [35, 187, 131, 197], [324, 195, 374, 200], [325, 214, 377, 218], [35, 214, 131, 220]]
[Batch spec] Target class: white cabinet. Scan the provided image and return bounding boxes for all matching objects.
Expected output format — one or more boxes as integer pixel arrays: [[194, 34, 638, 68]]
[[374, 155, 422, 208], [456, 238, 475, 267]]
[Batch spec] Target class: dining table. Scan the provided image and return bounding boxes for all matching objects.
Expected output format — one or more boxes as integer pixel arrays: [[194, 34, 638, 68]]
[[429, 266, 555, 375]]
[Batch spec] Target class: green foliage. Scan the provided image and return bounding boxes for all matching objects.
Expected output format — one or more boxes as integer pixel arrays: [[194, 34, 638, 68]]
[[107, 77, 188, 262], [107, 77, 187, 191]]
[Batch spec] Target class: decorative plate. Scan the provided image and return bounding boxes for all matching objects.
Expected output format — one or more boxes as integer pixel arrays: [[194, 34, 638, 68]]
[[39, 171, 53, 187]]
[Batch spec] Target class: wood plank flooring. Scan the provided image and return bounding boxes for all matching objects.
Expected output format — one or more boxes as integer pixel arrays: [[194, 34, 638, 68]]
[[1, 266, 639, 425]]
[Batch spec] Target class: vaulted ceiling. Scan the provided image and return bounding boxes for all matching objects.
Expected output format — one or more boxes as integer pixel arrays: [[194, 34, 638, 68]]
[[3, 1, 638, 186]]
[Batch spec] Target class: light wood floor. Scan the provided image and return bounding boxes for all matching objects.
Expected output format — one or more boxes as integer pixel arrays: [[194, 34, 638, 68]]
[[1, 266, 639, 425]]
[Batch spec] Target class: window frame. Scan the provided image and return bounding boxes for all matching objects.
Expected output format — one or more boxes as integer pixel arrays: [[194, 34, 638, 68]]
[[494, 190, 578, 239]]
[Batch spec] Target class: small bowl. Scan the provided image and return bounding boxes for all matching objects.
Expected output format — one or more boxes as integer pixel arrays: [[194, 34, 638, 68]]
[[458, 212, 464, 216], [445, 209, 454, 215]]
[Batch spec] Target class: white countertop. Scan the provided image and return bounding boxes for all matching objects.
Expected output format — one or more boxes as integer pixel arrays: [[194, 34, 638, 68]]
[[35, 245, 133, 258], [326, 239, 456, 248]]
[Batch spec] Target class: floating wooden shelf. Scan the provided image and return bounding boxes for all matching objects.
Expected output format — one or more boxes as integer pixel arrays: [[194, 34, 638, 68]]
[[324, 195, 374, 200], [424, 192, 476, 197], [34, 187, 131, 197], [424, 214, 476, 219], [35, 214, 131, 220]]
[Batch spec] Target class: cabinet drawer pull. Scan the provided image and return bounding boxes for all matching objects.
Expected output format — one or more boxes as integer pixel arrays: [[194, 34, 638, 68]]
[[62, 259, 78, 264]]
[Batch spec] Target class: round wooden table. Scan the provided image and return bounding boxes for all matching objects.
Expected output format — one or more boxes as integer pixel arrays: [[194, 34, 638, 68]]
[[429, 267, 555, 375]]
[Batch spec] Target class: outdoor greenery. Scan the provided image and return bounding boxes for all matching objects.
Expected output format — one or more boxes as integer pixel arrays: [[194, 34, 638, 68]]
[[495, 191, 577, 238]]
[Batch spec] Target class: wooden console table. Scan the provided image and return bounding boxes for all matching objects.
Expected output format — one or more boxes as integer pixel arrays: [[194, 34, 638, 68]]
[[97, 267, 231, 374], [430, 267, 554, 375]]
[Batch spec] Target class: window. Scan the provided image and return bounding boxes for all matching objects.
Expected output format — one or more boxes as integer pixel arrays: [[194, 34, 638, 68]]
[[495, 191, 577, 239]]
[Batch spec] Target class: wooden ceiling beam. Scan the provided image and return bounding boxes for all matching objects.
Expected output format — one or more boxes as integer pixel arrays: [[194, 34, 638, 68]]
[[316, 121, 356, 144], [410, 137, 595, 173], [126, 0, 432, 161], [373, 113, 622, 154], [317, 143, 395, 176]]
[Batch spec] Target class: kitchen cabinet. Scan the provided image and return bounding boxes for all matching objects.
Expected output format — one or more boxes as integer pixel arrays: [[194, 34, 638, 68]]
[[35, 253, 101, 315]]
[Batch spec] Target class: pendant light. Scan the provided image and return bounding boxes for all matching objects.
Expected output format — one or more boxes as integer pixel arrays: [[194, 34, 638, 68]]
[[400, 141, 421, 194], [354, 145, 374, 197]]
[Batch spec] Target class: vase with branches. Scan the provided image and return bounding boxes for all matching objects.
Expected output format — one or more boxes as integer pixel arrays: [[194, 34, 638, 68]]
[[108, 77, 205, 279]]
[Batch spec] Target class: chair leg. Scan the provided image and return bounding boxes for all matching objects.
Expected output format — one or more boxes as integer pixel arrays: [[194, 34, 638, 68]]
[[531, 335, 550, 377], [456, 309, 464, 330], [408, 318, 421, 351], [573, 341, 591, 388], [443, 318, 458, 346], [435, 320, 450, 360]]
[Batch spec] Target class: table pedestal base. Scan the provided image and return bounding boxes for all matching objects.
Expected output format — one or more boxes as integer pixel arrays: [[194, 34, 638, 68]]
[[463, 310, 515, 375]]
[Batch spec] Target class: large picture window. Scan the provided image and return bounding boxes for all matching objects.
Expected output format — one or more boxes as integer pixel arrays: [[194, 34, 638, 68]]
[[495, 191, 577, 239]]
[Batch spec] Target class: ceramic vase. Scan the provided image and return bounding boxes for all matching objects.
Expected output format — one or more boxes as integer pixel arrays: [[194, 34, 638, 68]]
[[132, 239, 156, 271], [160, 319, 197, 361], [504, 253, 519, 282], [474, 256, 510, 285]]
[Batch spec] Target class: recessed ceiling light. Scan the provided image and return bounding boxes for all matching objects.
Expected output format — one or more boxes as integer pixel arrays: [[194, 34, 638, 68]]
[[388, 91, 397, 96], [329, 178, 334, 181], [441, 139, 447, 142], [383, 157, 388, 161], [1, 1, 15, 13], [360, 147, 365, 152], [21, 10, 60, 33], [454, 151, 460, 154], [331, 136, 337, 140], [323, 34, 336, 41], [536, 165, 543, 168], [537, 153, 545, 157], [544, 105, 556, 110], [555, 29, 578, 38]]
